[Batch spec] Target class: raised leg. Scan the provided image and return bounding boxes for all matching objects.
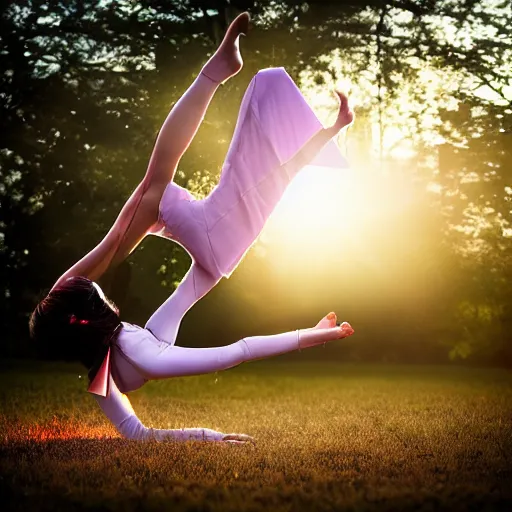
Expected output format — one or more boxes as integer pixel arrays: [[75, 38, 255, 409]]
[[93, 13, 250, 271], [157, 70, 354, 282], [147, 12, 250, 193]]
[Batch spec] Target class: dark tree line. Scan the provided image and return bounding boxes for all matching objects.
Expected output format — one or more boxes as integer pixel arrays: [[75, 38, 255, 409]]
[[1, 1, 511, 365]]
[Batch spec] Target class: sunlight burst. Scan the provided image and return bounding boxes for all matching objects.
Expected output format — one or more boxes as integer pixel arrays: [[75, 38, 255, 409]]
[[262, 165, 365, 264]]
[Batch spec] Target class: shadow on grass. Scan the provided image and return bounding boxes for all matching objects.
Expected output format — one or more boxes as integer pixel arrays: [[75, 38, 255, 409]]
[[1, 436, 511, 512]]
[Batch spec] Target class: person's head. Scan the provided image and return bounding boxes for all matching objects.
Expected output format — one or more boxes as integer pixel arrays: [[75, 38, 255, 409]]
[[29, 277, 120, 374]]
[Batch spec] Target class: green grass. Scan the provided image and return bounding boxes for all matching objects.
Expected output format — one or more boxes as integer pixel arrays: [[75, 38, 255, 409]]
[[1, 360, 511, 511]]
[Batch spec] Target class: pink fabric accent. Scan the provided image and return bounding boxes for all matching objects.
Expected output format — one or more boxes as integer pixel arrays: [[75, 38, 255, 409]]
[[87, 346, 111, 397]]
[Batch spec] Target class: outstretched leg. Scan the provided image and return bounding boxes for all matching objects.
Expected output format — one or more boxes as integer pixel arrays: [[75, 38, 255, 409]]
[[138, 313, 354, 380]]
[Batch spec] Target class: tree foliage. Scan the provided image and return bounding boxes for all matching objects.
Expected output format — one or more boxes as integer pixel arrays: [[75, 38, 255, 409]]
[[1, 0, 510, 364]]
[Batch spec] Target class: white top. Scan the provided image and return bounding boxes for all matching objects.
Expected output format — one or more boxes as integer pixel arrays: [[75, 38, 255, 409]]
[[92, 321, 303, 441], [94, 323, 226, 441]]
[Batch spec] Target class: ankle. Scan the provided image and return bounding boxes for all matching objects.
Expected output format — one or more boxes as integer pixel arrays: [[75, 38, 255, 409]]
[[200, 70, 221, 85]]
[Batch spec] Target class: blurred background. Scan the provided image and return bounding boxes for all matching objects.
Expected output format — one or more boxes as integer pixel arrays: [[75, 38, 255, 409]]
[[0, 0, 510, 366]]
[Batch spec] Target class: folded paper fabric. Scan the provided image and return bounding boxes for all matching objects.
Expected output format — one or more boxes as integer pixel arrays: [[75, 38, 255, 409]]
[[158, 67, 349, 279]]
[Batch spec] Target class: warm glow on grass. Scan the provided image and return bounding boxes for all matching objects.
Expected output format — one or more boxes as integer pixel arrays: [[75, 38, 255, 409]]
[[6, 420, 117, 442]]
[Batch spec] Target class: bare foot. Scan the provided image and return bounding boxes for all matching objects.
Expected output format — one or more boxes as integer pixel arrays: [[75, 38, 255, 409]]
[[298, 313, 354, 349], [315, 311, 338, 329], [314, 312, 353, 338], [202, 12, 250, 84], [331, 91, 355, 132]]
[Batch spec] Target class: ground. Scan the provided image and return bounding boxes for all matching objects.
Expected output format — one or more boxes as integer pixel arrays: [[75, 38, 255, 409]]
[[1, 359, 511, 511]]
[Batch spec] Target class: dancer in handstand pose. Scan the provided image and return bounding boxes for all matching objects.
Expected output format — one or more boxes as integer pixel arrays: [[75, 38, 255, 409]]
[[30, 13, 355, 442]]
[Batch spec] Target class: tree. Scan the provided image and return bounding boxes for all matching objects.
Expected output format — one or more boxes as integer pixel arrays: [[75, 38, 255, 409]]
[[1, 0, 510, 364]]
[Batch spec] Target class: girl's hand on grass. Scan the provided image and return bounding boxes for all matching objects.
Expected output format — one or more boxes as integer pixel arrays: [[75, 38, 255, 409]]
[[222, 433, 255, 444]]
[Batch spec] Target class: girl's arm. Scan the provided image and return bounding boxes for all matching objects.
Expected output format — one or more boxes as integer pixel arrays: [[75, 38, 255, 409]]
[[96, 323, 352, 440], [96, 374, 250, 442], [52, 43, 225, 291], [51, 179, 162, 290]]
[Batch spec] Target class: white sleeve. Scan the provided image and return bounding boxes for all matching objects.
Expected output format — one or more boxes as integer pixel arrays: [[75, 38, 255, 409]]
[[94, 375, 225, 442]]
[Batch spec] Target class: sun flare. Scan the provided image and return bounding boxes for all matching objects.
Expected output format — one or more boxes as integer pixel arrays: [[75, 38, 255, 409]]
[[261, 165, 367, 264]]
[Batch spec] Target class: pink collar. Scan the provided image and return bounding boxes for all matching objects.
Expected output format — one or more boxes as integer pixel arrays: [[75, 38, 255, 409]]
[[87, 324, 122, 397]]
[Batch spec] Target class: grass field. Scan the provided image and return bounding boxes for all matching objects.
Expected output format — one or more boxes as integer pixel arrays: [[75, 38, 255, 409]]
[[1, 359, 511, 511]]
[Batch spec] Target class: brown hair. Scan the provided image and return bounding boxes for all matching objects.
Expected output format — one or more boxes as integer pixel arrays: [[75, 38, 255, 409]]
[[29, 277, 121, 381]]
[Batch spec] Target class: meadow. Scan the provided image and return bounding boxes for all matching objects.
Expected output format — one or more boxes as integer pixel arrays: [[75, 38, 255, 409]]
[[1, 359, 511, 511]]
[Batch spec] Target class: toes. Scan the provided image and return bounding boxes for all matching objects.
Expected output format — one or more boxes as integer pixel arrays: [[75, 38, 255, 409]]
[[327, 312, 337, 326], [340, 322, 354, 336], [238, 12, 250, 34], [337, 321, 354, 332]]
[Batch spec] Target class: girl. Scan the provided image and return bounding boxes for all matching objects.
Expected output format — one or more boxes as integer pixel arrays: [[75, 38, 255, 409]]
[[30, 13, 355, 443]]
